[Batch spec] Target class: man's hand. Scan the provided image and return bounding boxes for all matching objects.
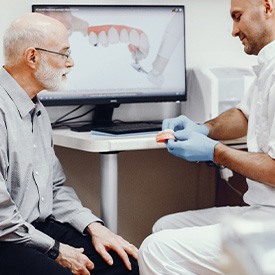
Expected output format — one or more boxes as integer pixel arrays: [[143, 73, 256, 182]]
[[56, 243, 94, 275], [86, 222, 138, 271], [162, 115, 209, 135], [167, 131, 219, 162]]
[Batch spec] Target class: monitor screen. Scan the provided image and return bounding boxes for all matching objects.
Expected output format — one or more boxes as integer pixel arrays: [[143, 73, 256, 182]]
[[32, 4, 187, 107]]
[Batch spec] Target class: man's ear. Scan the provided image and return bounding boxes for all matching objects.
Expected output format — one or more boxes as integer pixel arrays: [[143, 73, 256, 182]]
[[264, 0, 273, 15], [24, 47, 39, 69]]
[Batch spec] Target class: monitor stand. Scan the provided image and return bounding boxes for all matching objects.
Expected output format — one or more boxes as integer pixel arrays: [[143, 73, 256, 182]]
[[71, 104, 119, 132], [70, 104, 162, 134]]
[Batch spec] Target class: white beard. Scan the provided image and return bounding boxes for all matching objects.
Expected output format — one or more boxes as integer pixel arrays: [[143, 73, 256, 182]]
[[35, 57, 69, 91]]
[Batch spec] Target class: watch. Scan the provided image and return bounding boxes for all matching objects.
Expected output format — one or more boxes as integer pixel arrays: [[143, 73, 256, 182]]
[[47, 240, 60, 260]]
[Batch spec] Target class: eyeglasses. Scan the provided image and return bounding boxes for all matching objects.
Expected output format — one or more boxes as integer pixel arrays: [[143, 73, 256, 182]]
[[35, 47, 71, 60]]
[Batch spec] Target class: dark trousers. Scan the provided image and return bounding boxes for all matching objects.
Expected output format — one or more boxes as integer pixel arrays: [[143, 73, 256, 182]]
[[0, 218, 139, 275]]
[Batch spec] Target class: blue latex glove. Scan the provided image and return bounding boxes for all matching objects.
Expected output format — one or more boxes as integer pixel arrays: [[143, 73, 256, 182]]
[[162, 115, 209, 136], [166, 131, 219, 162]]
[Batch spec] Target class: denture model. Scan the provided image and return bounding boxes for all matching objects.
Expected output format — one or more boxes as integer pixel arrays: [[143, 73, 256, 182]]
[[156, 129, 176, 143], [88, 25, 150, 61]]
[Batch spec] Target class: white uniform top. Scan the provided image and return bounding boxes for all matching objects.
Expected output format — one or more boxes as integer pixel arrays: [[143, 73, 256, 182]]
[[237, 40, 275, 206]]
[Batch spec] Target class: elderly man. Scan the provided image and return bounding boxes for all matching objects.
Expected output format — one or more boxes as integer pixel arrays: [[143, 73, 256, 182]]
[[0, 13, 138, 275], [138, 0, 275, 274]]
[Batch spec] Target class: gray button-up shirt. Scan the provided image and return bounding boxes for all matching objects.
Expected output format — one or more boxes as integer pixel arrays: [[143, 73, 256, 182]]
[[0, 67, 101, 253]]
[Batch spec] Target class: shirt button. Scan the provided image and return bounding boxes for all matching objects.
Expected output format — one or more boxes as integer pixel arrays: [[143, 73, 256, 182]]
[[41, 197, 45, 202], [33, 144, 37, 149], [35, 171, 39, 175]]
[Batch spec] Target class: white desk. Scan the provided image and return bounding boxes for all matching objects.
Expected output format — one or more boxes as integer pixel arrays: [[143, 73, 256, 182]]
[[53, 129, 165, 233], [53, 129, 247, 233]]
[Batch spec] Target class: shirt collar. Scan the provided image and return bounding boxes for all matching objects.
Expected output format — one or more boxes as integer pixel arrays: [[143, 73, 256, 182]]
[[257, 40, 275, 65], [0, 67, 36, 118]]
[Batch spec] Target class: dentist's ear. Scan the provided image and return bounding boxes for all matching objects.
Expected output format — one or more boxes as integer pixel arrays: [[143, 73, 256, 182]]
[[264, 0, 273, 14]]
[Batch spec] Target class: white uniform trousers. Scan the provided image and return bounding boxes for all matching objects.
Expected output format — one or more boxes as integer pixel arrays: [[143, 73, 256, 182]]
[[138, 205, 275, 275]]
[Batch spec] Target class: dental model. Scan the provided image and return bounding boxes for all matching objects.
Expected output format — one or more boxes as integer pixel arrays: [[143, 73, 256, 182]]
[[39, 11, 150, 61], [156, 129, 176, 143], [88, 25, 150, 61]]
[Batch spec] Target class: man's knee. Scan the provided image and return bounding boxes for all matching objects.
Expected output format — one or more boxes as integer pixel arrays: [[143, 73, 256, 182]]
[[139, 231, 166, 264], [0, 242, 72, 275], [152, 214, 172, 233], [138, 230, 177, 274]]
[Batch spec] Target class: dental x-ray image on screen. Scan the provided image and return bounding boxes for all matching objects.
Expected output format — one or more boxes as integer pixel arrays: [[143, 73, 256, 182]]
[[32, 4, 187, 107]]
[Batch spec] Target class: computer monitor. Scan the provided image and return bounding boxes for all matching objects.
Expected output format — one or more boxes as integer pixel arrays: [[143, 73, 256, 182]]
[[32, 4, 186, 129]]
